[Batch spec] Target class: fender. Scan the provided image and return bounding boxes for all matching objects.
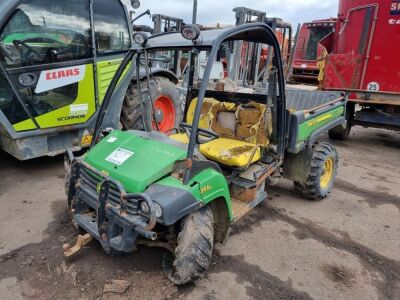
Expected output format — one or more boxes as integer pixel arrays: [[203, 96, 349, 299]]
[[137, 67, 179, 85]]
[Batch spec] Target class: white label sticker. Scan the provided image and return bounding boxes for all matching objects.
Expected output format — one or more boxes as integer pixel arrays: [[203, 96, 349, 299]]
[[106, 148, 134, 166], [107, 137, 118, 143], [35, 65, 86, 93], [301, 63, 307, 68], [367, 82, 380, 92], [70, 104, 88, 116]]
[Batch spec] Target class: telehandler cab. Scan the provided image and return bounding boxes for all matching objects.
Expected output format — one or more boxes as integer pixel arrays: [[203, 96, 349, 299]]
[[65, 23, 347, 285], [0, 0, 181, 160]]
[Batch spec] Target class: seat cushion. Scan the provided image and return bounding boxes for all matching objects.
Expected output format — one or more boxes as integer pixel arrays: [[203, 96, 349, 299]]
[[199, 138, 261, 167], [169, 134, 261, 168]]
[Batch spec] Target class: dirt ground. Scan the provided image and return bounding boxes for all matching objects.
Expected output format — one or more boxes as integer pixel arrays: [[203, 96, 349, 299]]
[[0, 127, 399, 300]]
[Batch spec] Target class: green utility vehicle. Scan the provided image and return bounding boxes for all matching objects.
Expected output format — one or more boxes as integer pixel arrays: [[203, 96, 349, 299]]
[[65, 23, 347, 285], [0, 0, 181, 160]]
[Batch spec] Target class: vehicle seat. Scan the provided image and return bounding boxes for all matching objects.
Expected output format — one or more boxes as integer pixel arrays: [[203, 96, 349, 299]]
[[170, 98, 271, 168]]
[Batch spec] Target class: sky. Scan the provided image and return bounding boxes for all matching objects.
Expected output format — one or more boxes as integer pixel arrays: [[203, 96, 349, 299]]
[[125, 0, 338, 28]]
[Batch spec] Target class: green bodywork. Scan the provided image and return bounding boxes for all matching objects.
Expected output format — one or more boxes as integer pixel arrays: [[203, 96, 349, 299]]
[[84, 130, 233, 220], [297, 106, 345, 142]]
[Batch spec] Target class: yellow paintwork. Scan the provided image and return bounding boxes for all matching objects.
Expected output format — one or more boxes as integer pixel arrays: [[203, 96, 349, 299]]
[[307, 113, 332, 127], [320, 157, 334, 189], [170, 133, 261, 168], [13, 119, 36, 131]]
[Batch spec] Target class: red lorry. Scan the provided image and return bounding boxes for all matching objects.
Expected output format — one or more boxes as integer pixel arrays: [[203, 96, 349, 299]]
[[320, 0, 400, 139], [290, 18, 336, 83]]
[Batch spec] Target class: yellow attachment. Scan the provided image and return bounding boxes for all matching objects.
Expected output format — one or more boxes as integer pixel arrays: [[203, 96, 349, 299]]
[[320, 157, 334, 189], [170, 134, 261, 168]]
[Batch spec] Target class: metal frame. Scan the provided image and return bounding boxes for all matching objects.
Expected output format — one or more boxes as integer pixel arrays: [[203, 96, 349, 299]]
[[181, 23, 287, 183]]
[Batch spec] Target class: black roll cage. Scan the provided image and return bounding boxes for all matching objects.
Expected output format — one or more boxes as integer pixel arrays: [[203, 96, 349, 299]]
[[92, 23, 287, 185], [182, 23, 287, 183]]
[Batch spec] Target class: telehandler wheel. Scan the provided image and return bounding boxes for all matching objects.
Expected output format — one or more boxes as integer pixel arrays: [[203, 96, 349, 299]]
[[120, 76, 182, 133], [163, 206, 214, 285], [294, 142, 338, 201]]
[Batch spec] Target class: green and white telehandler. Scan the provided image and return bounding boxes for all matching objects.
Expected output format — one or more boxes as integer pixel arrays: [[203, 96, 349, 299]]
[[0, 0, 181, 160]]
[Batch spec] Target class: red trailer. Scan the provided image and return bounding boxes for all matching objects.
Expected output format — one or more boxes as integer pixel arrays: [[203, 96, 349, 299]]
[[290, 18, 336, 83], [320, 0, 400, 139]]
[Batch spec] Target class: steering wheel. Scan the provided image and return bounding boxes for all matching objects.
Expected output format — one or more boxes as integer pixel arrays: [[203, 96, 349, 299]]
[[180, 123, 219, 144], [12, 40, 42, 61]]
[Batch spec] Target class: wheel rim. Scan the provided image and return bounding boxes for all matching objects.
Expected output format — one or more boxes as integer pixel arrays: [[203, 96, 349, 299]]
[[320, 157, 334, 189], [152, 95, 176, 133]]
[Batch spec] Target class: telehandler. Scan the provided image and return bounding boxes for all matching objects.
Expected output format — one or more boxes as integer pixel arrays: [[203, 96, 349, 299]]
[[65, 23, 347, 285], [0, 0, 181, 160]]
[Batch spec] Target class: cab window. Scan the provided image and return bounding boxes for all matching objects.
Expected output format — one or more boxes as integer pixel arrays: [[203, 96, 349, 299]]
[[0, 0, 92, 67], [93, 0, 131, 53]]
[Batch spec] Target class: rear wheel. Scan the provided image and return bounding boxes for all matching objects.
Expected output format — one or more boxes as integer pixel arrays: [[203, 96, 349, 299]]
[[294, 142, 338, 200], [163, 206, 214, 285], [329, 103, 354, 141], [120, 76, 182, 133], [328, 123, 351, 140]]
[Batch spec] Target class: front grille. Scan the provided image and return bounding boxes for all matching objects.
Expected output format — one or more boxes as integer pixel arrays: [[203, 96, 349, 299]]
[[79, 166, 139, 215]]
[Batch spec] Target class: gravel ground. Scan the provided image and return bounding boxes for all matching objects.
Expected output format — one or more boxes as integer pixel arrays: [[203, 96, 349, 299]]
[[0, 127, 399, 300]]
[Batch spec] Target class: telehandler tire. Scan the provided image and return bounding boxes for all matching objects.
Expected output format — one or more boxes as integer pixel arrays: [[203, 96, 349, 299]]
[[163, 206, 214, 285], [120, 76, 182, 133], [294, 142, 338, 201]]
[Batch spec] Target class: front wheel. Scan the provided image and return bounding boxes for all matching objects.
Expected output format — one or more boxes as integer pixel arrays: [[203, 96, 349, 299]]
[[120, 76, 182, 133], [163, 206, 214, 285], [294, 142, 338, 201]]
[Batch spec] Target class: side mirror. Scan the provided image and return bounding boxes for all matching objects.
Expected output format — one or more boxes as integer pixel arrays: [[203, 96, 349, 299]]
[[131, 0, 140, 9]]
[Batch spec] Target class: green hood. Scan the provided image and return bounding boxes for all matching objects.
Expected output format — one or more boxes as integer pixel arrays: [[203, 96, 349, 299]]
[[84, 131, 186, 193]]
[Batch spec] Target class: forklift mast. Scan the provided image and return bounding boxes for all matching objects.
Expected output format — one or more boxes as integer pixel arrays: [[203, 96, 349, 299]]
[[151, 14, 185, 77], [229, 7, 292, 87], [152, 14, 184, 34]]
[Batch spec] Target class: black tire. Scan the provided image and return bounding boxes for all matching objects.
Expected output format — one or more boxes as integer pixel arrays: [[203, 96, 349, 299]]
[[328, 123, 351, 140], [328, 103, 354, 141], [120, 76, 182, 132], [163, 206, 214, 285], [294, 142, 338, 201]]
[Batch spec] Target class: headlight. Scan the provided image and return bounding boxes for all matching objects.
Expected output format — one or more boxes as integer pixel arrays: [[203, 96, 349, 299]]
[[140, 201, 163, 218], [140, 201, 150, 214], [133, 32, 148, 45], [154, 202, 163, 218], [131, 0, 140, 9], [181, 24, 201, 41]]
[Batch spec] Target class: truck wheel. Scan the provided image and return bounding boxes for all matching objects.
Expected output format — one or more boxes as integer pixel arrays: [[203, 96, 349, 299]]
[[120, 76, 182, 133], [163, 206, 214, 285], [328, 124, 351, 140], [294, 142, 338, 201]]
